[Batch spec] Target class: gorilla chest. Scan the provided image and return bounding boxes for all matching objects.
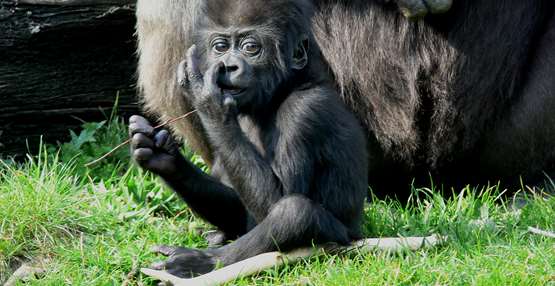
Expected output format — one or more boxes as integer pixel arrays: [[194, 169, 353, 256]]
[[215, 117, 280, 188], [238, 116, 275, 159]]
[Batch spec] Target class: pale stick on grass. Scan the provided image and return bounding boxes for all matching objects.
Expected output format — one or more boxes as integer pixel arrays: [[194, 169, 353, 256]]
[[84, 110, 198, 168], [528, 226, 555, 239], [141, 234, 446, 286]]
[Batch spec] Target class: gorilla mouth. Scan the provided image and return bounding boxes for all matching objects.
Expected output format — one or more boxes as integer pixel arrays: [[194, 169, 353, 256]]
[[221, 86, 247, 96], [226, 88, 246, 95]]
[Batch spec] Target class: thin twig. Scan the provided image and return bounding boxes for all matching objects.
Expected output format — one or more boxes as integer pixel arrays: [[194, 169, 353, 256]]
[[528, 226, 555, 239], [84, 110, 198, 168]]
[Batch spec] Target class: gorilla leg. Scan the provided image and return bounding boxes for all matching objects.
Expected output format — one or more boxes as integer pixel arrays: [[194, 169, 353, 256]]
[[219, 194, 351, 264], [151, 194, 351, 278], [163, 164, 250, 239], [476, 16, 555, 184]]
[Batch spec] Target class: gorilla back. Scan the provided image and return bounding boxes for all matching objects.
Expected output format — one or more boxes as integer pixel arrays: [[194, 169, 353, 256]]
[[312, 0, 555, 194], [136, 0, 555, 197]]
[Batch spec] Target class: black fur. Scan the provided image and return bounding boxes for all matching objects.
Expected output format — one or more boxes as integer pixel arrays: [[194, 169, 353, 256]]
[[312, 0, 555, 196], [130, 0, 367, 277], [132, 0, 555, 277]]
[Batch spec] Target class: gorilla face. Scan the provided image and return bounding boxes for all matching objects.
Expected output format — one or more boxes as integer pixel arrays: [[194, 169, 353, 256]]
[[197, 28, 308, 111]]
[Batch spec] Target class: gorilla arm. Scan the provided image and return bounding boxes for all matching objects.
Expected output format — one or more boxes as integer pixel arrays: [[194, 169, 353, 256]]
[[183, 53, 293, 224], [129, 115, 249, 236]]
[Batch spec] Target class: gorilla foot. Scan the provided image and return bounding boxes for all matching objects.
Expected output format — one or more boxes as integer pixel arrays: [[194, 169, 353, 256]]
[[397, 0, 452, 18], [150, 245, 220, 278]]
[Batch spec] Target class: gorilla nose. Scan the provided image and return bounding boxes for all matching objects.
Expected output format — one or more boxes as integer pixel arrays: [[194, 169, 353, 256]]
[[225, 65, 239, 73], [220, 57, 251, 87]]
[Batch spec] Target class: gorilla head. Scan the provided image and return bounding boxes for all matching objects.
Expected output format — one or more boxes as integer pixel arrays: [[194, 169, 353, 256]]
[[185, 0, 314, 112]]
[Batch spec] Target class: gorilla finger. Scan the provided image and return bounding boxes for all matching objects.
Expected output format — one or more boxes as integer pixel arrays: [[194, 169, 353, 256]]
[[177, 60, 189, 88], [151, 245, 178, 256], [133, 148, 154, 162], [223, 94, 237, 106], [129, 122, 154, 137], [129, 115, 152, 126], [131, 133, 154, 150], [150, 261, 166, 270], [186, 45, 204, 91], [204, 62, 225, 96], [223, 95, 237, 114], [153, 130, 171, 149]]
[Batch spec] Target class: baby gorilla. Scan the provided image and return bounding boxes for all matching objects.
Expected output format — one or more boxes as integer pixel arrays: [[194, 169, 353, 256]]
[[129, 0, 367, 278]]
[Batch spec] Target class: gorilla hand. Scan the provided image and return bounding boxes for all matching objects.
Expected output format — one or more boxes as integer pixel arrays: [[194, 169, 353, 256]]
[[129, 115, 182, 176], [395, 0, 452, 18], [184, 45, 238, 124]]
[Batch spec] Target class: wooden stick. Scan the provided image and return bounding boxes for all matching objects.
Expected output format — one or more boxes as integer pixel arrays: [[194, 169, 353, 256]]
[[84, 110, 198, 168], [4, 264, 46, 286], [528, 227, 555, 239], [141, 234, 446, 286]]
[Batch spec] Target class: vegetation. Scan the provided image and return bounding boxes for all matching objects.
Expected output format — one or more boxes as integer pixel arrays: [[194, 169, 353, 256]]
[[1, 116, 554, 285]]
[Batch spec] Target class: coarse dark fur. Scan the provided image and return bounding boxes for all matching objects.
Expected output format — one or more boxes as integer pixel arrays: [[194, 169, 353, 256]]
[[133, 0, 555, 274], [130, 0, 368, 278], [311, 0, 555, 196], [136, 0, 555, 197]]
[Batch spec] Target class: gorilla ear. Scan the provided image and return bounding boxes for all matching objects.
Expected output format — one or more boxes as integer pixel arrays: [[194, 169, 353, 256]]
[[292, 35, 309, 70]]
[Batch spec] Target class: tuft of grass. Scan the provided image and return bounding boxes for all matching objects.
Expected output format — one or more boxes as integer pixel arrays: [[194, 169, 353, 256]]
[[0, 116, 554, 285], [0, 144, 207, 284], [0, 150, 102, 279], [50, 118, 131, 180]]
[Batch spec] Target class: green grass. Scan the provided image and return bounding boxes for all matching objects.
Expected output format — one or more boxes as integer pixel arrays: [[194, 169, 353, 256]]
[[1, 118, 554, 285]]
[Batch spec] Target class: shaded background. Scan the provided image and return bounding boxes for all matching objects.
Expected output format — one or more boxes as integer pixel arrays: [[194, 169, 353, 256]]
[[0, 0, 139, 157]]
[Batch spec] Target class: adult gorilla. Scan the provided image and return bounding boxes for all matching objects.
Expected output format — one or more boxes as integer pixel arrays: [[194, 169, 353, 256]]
[[135, 0, 555, 198]]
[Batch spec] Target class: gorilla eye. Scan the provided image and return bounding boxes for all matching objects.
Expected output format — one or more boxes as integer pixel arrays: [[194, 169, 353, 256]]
[[212, 39, 230, 53], [241, 40, 261, 55]]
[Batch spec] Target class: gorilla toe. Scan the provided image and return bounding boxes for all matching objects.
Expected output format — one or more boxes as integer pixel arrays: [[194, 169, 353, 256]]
[[150, 245, 219, 278]]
